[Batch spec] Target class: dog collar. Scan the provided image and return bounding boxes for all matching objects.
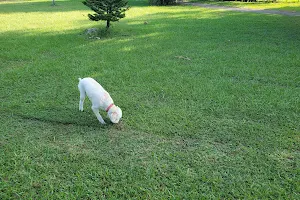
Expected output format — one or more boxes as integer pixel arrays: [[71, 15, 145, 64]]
[[106, 103, 114, 112]]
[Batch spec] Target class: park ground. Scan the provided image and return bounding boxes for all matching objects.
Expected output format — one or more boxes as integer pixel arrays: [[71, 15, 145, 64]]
[[0, 0, 299, 199]]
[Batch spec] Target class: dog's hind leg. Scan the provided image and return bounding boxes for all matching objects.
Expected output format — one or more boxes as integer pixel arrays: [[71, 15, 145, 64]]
[[92, 106, 106, 124]]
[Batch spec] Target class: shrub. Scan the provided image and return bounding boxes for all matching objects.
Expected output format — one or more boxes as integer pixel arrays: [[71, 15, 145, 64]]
[[148, 0, 177, 6]]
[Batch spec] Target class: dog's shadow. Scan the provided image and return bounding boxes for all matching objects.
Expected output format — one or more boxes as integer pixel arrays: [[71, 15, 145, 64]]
[[15, 111, 121, 129]]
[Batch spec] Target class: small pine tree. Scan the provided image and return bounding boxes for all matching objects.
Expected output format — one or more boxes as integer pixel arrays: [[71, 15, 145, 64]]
[[83, 0, 129, 30]]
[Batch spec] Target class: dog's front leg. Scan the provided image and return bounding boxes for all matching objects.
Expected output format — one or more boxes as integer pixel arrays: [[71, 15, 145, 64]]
[[79, 90, 86, 111], [92, 106, 106, 124]]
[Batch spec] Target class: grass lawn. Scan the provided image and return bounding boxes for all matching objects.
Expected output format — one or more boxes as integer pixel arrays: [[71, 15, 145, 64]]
[[1, 0, 300, 198], [188, 0, 300, 12]]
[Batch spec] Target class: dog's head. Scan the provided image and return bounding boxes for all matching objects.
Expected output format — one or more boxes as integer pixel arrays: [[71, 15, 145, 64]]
[[108, 106, 122, 123]]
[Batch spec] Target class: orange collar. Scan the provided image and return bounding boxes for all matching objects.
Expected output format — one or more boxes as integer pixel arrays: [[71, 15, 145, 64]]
[[106, 103, 114, 112]]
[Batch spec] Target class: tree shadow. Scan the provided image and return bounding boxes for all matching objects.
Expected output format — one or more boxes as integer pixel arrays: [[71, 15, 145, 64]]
[[1, 6, 300, 132], [266, 5, 300, 13], [0, 0, 88, 13], [128, 0, 149, 7], [0, 0, 149, 14]]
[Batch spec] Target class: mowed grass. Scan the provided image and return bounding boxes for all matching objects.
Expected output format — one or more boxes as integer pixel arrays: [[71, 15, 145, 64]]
[[189, 0, 300, 12], [0, 0, 300, 198]]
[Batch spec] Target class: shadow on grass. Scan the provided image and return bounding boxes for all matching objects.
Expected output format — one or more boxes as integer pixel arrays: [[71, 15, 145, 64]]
[[185, 1, 300, 15], [0, 5, 299, 199], [271, 5, 300, 12], [17, 113, 125, 129], [0, 0, 89, 13], [129, 0, 149, 7], [0, 0, 148, 13], [1, 7, 300, 134]]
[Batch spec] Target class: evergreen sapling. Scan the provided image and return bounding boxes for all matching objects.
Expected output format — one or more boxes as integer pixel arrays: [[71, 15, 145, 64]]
[[83, 0, 129, 30]]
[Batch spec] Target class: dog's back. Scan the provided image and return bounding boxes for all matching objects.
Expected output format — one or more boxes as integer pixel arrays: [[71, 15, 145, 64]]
[[78, 77, 122, 124], [79, 77, 104, 93], [78, 77, 112, 108]]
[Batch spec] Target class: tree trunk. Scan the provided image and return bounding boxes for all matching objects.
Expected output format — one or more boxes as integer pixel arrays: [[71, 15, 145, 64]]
[[106, 20, 110, 30]]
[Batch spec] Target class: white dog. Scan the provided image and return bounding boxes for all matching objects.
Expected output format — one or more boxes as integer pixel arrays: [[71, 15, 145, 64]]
[[78, 77, 122, 124]]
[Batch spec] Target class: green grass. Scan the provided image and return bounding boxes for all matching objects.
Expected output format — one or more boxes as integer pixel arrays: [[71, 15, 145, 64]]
[[1, 0, 300, 198], [188, 0, 300, 12]]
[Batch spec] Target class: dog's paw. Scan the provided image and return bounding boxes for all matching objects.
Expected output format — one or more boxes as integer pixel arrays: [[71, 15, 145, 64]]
[[79, 107, 84, 111], [100, 121, 106, 125]]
